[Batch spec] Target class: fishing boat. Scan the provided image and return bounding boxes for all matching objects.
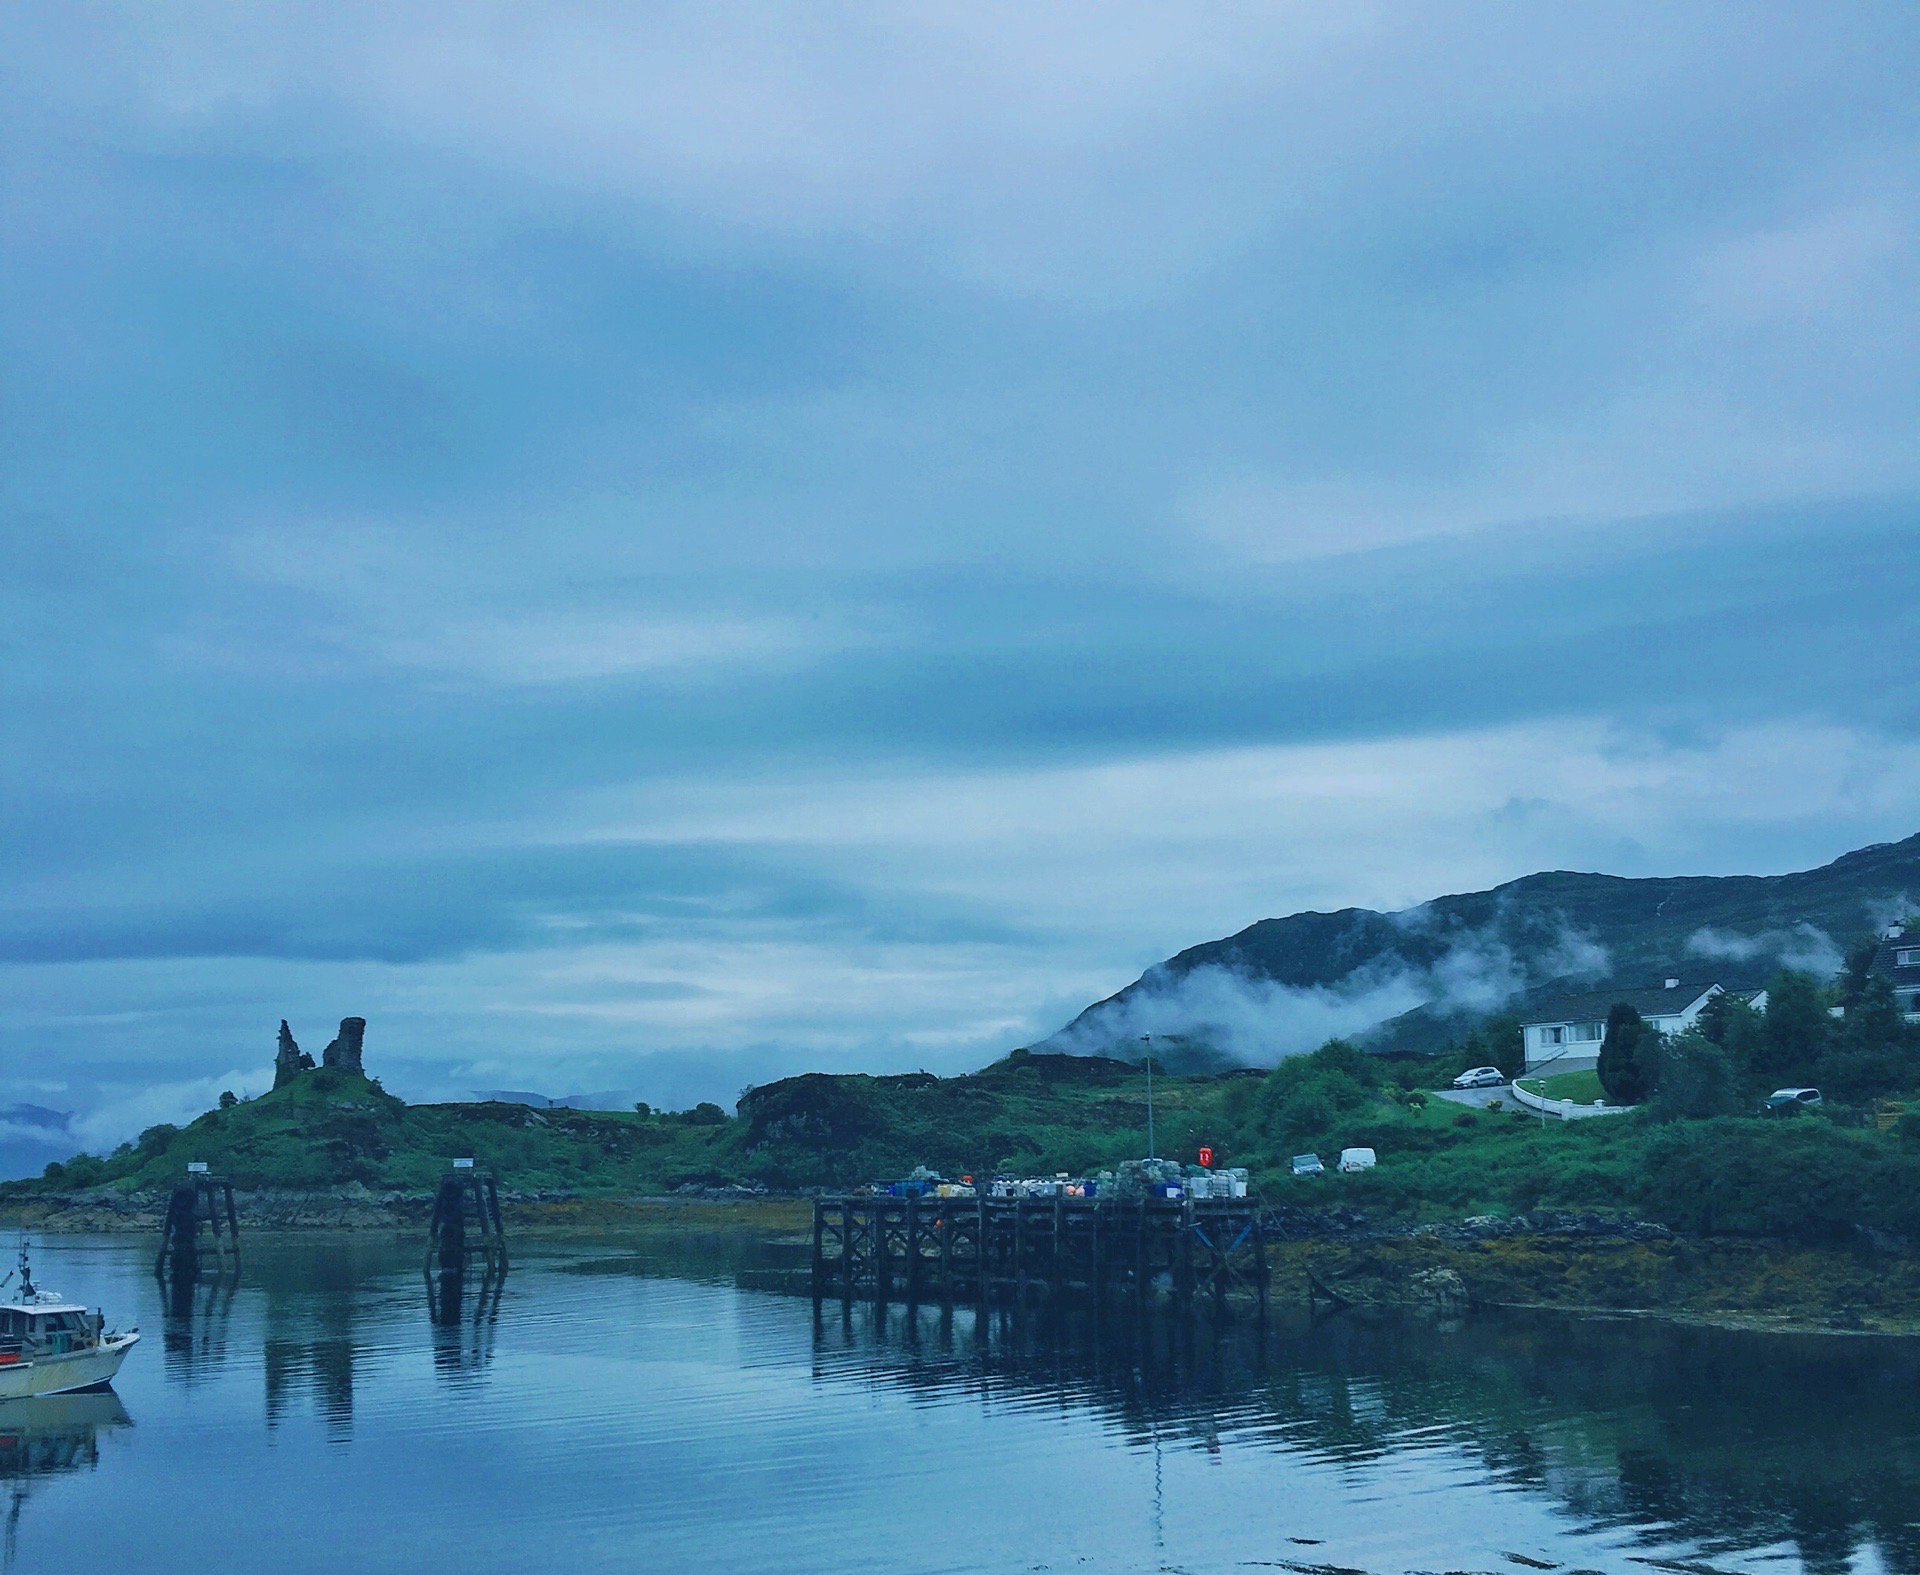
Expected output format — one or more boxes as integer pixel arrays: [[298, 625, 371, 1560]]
[[0, 1243, 138, 1401]]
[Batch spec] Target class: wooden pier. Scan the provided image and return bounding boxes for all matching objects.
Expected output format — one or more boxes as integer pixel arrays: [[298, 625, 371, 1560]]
[[811, 1194, 1268, 1313]]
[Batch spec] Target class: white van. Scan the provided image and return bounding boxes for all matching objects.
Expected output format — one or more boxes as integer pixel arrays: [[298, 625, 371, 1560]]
[[1337, 1147, 1377, 1173]]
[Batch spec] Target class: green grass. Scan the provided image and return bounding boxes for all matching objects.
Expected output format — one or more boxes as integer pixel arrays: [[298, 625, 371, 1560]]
[[1516, 1069, 1606, 1104]]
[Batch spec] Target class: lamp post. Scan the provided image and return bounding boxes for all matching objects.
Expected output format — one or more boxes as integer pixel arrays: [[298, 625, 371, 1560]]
[[1141, 1035, 1155, 1159]]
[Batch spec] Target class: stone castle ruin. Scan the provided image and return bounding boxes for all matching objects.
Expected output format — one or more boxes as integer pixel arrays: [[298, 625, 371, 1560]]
[[273, 1016, 368, 1088]]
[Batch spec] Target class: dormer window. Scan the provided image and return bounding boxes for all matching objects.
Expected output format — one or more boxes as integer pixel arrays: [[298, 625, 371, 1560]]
[[1896, 948, 1920, 967]]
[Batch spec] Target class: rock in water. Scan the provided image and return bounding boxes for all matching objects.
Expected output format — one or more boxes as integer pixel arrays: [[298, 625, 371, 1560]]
[[273, 1020, 315, 1088], [322, 1017, 367, 1075]]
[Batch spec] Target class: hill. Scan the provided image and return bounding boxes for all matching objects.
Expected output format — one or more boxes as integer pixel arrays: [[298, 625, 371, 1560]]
[[1046, 833, 1920, 1063], [9, 1051, 1210, 1200]]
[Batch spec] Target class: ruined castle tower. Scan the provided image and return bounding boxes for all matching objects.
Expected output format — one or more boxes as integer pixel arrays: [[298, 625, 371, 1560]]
[[273, 1020, 315, 1089], [321, 1017, 367, 1076]]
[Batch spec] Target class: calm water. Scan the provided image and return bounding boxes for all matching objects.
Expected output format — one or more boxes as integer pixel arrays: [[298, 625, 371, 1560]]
[[4, 1232, 1918, 1575]]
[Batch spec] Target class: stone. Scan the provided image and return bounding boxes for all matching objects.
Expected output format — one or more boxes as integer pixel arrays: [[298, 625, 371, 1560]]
[[321, 1017, 367, 1076], [273, 1020, 315, 1089], [1406, 1267, 1469, 1314]]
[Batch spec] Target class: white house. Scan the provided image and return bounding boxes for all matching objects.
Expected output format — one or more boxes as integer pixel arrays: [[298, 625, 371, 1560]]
[[1520, 979, 1765, 1072]]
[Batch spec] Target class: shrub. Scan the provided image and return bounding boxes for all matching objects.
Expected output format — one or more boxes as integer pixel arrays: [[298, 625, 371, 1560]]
[[1637, 1118, 1920, 1239]]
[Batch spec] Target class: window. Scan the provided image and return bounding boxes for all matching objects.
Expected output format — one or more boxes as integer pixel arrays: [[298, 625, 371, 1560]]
[[1897, 948, 1920, 967], [1542, 1025, 1565, 1046], [1573, 1022, 1604, 1042]]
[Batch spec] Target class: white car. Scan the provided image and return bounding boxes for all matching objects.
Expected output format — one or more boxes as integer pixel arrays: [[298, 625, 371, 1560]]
[[1451, 1066, 1506, 1089]]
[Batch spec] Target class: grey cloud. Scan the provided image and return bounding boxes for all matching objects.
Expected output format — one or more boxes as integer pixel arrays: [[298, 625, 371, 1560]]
[[6, 2, 1920, 1138], [1686, 923, 1846, 979], [1049, 921, 1611, 1066]]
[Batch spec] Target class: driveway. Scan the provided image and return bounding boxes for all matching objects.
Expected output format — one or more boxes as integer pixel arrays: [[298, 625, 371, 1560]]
[[1432, 1083, 1515, 1109]]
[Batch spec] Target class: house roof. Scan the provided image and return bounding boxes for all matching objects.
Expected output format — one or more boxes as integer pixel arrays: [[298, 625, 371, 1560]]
[[1523, 982, 1718, 1026]]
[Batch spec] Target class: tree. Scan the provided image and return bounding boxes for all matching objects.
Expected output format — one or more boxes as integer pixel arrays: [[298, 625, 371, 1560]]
[[1816, 972, 1918, 1101], [633, 1101, 652, 1119], [1648, 1029, 1742, 1120], [1597, 1002, 1652, 1104], [1838, 935, 1881, 1009], [218, 1090, 238, 1110], [1757, 969, 1830, 1081], [1698, 990, 1763, 1066], [1455, 1013, 1524, 1080]]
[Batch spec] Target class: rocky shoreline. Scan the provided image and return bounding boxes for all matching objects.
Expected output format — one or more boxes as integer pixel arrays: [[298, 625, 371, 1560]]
[[0, 1183, 809, 1234], [9, 1187, 1915, 1336]]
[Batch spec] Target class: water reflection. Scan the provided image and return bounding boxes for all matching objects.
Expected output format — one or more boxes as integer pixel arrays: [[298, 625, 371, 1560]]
[[255, 1244, 380, 1440], [815, 1299, 1920, 1574], [0, 1392, 130, 1571], [426, 1269, 504, 1386], [160, 1272, 236, 1386]]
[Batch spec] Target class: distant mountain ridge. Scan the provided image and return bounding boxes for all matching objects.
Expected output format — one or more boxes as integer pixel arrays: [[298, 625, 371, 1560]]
[[1046, 834, 1920, 1065]]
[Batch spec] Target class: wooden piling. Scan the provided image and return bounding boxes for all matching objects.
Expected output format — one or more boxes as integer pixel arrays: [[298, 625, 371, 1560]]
[[808, 1193, 1266, 1318]]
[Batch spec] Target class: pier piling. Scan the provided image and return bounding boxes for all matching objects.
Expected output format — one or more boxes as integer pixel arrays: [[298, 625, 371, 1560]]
[[810, 1194, 1267, 1315], [155, 1173, 240, 1281]]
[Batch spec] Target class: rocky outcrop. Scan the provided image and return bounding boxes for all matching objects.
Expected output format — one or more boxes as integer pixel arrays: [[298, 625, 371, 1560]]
[[273, 1021, 315, 1089], [321, 1017, 367, 1076]]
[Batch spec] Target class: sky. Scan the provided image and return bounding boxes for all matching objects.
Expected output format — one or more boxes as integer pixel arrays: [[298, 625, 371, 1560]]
[[5, 2, 1920, 1149]]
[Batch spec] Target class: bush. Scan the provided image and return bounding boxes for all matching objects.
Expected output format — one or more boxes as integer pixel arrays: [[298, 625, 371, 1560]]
[[686, 1101, 728, 1127], [1637, 1118, 1920, 1239]]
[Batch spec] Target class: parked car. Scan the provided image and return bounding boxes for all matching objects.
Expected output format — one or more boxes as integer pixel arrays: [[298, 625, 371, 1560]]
[[1764, 1087, 1823, 1114], [1290, 1153, 1324, 1178], [1338, 1147, 1377, 1173], [1451, 1066, 1506, 1089]]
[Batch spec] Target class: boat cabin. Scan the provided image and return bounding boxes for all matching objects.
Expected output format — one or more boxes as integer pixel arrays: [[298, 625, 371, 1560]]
[[0, 1302, 101, 1360]]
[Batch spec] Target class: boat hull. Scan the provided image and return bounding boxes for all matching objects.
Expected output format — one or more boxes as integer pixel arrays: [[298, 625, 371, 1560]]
[[0, 1334, 138, 1401]]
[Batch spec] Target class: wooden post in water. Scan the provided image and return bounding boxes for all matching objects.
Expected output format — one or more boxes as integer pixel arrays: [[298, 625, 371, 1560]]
[[811, 1199, 825, 1298], [904, 1193, 920, 1304]]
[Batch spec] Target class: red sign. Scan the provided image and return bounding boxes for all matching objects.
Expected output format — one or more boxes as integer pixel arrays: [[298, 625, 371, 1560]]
[[1197, 1146, 1214, 1168]]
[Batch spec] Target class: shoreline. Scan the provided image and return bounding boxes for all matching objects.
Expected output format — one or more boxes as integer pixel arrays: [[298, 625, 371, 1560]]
[[10, 1189, 1919, 1338]]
